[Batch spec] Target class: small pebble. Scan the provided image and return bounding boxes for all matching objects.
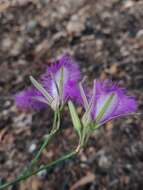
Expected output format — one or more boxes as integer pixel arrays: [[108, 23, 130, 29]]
[[28, 143, 36, 153], [37, 167, 47, 178]]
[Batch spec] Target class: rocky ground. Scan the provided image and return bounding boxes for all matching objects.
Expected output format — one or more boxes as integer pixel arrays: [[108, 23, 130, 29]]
[[0, 0, 143, 189]]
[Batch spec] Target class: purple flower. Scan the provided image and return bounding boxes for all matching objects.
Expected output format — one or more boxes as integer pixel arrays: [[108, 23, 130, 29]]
[[41, 54, 81, 105], [80, 80, 137, 127], [15, 54, 81, 110]]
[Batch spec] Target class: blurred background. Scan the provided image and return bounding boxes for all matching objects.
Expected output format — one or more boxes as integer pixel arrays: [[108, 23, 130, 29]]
[[0, 0, 143, 189]]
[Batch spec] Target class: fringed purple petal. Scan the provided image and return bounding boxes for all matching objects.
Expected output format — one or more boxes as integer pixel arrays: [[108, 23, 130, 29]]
[[110, 95, 137, 117], [43, 54, 80, 81], [65, 81, 82, 104], [95, 80, 125, 95], [15, 87, 47, 110]]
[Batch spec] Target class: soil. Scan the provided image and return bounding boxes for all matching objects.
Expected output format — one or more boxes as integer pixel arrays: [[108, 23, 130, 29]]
[[0, 0, 143, 190]]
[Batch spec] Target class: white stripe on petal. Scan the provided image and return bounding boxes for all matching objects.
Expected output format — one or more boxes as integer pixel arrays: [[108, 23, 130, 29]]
[[96, 93, 118, 122], [51, 67, 68, 98]]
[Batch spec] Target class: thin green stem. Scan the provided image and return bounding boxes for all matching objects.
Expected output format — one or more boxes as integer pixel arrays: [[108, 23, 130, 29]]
[[22, 111, 60, 175], [80, 124, 91, 148], [0, 149, 78, 190], [32, 111, 60, 165], [29, 129, 58, 169]]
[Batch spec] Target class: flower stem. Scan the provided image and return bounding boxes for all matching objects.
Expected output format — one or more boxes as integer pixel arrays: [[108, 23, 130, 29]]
[[22, 111, 60, 175], [32, 112, 60, 166], [0, 149, 78, 190]]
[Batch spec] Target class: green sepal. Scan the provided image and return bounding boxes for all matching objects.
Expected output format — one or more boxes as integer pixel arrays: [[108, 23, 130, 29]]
[[90, 122, 100, 131], [30, 76, 53, 104], [59, 66, 64, 100], [68, 101, 82, 138]]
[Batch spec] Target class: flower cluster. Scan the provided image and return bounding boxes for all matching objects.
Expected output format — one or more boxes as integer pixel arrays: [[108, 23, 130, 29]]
[[15, 54, 137, 140]]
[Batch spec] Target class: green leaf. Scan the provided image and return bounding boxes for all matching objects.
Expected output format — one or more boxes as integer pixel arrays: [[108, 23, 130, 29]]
[[30, 76, 53, 104], [68, 101, 82, 138]]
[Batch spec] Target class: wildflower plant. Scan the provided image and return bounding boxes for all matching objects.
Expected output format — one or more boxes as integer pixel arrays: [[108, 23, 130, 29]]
[[0, 54, 137, 189], [14, 55, 81, 172]]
